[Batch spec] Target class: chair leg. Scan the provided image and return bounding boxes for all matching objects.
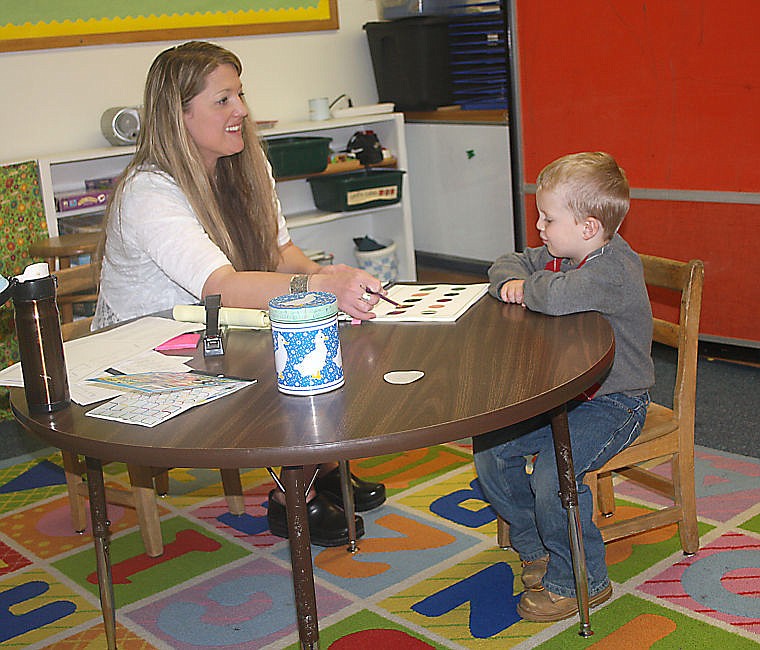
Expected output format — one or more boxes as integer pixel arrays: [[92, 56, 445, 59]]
[[496, 514, 512, 549], [61, 451, 88, 532], [126, 465, 164, 557], [673, 453, 700, 554], [154, 469, 170, 497], [220, 469, 245, 515], [597, 471, 616, 517]]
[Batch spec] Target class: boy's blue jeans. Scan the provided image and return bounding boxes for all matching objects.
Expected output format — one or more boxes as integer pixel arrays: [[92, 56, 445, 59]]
[[473, 392, 649, 598]]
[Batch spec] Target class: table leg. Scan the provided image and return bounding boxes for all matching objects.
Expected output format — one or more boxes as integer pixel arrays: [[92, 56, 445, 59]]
[[84, 457, 117, 649], [549, 406, 593, 638], [281, 466, 320, 650], [338, 460, 359, 553]]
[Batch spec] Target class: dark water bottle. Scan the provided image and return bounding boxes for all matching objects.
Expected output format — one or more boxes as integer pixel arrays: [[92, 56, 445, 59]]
[[11, 262, 70, 413]]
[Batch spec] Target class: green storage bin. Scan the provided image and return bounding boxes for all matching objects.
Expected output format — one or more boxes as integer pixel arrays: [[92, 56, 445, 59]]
[[307, 169, 405, 212], [265, 136, 332, 177]]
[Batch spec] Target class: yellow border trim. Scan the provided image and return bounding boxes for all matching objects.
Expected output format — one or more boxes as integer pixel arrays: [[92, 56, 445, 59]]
[[0, 7, 330, 39]]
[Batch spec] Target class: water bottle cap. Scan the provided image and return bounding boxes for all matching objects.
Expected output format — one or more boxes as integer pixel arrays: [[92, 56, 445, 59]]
[[15, 262, 50, 283]]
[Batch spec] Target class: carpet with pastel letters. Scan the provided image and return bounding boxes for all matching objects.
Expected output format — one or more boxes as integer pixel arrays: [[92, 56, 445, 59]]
[[1, 442, 759, 649]]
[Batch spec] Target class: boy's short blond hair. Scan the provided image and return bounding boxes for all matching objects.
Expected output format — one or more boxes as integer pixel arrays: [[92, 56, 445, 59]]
[[536, 152, 630, 237]]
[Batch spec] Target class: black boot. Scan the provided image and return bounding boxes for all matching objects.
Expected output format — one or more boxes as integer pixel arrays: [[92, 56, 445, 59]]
[[267, 491, 364, 547], [314, 467, 386, 512]]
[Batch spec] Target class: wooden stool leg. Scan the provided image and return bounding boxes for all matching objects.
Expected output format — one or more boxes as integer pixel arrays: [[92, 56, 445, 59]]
[[154, 469, 170, 496], [61, 451, 88, 532], [220, 469, 245, 515], [126, 465, 164, 557]]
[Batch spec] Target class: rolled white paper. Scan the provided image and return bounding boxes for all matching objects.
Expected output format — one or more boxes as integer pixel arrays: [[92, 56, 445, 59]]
[[172, 304, 270, 329]]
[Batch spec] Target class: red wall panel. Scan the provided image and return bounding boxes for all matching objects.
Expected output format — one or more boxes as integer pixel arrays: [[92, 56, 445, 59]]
[[523, 197, 756, 342], [516, 0, 760, 343]]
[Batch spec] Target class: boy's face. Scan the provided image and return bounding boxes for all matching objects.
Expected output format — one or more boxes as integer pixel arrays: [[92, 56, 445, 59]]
[[535, 188, 588, 263]]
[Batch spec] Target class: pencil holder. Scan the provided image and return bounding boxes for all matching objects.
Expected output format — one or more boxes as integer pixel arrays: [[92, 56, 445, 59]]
[[268, 291, 344, 396]]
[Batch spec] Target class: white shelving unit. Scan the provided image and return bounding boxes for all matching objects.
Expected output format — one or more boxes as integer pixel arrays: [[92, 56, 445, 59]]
[[34, 112, 416, 280], [265, 112, 416, 281], [37, 146, 135, 237]]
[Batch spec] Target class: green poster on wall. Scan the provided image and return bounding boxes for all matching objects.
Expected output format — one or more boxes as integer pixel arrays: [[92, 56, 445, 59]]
[[0, 0, 338, 52]]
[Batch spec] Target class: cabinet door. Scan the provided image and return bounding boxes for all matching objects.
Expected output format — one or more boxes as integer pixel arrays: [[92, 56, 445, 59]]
[[406, 123, 514, 262]]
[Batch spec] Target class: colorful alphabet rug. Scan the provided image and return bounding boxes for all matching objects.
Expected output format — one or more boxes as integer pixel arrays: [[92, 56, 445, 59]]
[[1, 443, 759, 649]]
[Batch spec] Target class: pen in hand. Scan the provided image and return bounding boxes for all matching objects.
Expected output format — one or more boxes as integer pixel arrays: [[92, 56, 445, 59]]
[[365, 287, 402, 308]]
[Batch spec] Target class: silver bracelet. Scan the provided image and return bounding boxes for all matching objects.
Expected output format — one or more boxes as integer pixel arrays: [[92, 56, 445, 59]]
[[289, 274, 310, 294]]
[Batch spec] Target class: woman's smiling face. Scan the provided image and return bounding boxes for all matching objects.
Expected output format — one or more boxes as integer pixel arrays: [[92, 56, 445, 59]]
[[183, 63, 248, 173]]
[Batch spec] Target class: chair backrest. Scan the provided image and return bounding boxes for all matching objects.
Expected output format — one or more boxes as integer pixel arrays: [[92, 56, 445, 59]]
[[54, 258, 101, 341], [639, 254, 705, 425]]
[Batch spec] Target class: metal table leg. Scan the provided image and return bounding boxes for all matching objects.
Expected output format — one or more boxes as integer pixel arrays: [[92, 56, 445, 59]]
[[549, 406, 593, 637], [337, 460, 359, 553], [84, 457, 117, 649], [281, 466, 320, 650]]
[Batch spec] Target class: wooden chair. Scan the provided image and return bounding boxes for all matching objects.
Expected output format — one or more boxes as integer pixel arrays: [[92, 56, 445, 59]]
[[55, 259, 101, 341], [30, 232, 102, 324], [497, 254, 705, 556], [54, 254, 245, 557]]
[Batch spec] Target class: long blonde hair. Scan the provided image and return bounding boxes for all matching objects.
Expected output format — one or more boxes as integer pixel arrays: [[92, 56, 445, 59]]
[[104, 41, 280, 271]]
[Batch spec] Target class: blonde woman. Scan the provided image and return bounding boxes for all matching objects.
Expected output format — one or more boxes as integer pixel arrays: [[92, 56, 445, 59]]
[[94, 41, 386, 546]]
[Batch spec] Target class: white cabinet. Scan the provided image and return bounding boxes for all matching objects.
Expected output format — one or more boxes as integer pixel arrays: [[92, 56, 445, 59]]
[[405, 121, 514, 263], [34, 112, 417, 280], [266, 113, 417, 281], [37, 146, 135, 236]]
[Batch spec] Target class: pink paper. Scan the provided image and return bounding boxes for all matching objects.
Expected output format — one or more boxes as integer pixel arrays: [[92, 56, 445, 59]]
[[154, 332, 201, 351]]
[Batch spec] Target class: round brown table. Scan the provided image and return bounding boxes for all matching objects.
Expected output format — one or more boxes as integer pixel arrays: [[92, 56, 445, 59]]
[[12, 294, 614, 648]]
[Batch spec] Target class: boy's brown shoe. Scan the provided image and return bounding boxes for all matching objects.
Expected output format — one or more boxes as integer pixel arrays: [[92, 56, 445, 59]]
[[517, 583, 613, 622], [520, 555, 549, 590]]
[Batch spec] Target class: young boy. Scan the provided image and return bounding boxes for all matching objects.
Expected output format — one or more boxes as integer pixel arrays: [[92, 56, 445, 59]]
[[474, 151, 654, 621]]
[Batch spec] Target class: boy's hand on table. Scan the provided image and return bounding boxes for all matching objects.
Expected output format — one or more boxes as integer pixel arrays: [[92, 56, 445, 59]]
[[500, 279, 526, 306]]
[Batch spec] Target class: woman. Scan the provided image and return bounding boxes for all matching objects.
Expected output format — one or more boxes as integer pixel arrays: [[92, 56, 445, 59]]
[[94, 41, 385, 546]]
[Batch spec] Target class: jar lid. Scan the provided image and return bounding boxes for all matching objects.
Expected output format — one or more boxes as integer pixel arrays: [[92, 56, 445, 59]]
[[268, 291, 338, 323]]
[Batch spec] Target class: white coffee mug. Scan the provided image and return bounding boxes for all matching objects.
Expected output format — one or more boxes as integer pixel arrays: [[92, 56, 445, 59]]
[[308, 97, 331, 121]]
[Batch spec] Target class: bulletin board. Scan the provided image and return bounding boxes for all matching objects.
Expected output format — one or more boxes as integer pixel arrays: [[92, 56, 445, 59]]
[[514, 0, 760, 343], [516, 0, 759, 193], [0, 0, 339, 52]]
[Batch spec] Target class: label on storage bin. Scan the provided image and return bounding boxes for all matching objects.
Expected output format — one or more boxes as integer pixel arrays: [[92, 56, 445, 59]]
[[347, 184, 398, 207]]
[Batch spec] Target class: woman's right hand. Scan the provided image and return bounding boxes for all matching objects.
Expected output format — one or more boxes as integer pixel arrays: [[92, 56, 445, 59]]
[[311, 264, 383, 320]]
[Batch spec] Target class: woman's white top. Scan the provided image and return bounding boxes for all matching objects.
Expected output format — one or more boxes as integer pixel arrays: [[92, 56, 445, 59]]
[[93, 167, 290, 329]]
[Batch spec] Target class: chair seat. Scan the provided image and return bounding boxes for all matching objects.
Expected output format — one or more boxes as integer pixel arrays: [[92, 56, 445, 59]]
[[637, 402, 678, 441], [593, 402, 678, 473]]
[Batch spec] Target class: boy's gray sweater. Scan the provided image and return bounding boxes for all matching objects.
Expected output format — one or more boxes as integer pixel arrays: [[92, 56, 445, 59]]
[[488, 234, 655, 397]]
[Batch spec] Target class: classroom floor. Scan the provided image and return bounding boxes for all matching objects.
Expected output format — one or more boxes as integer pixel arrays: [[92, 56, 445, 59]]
[[2, 442, 760, 649]]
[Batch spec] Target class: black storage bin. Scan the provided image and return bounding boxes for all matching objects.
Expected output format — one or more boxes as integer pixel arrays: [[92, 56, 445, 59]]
[[264, 137, 332, 178], [307, 169, 404, 212], [364, 17, 453, 111]]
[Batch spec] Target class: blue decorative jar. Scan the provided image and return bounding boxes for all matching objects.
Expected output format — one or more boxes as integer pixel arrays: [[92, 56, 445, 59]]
[[268, 291, 344, 395]]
